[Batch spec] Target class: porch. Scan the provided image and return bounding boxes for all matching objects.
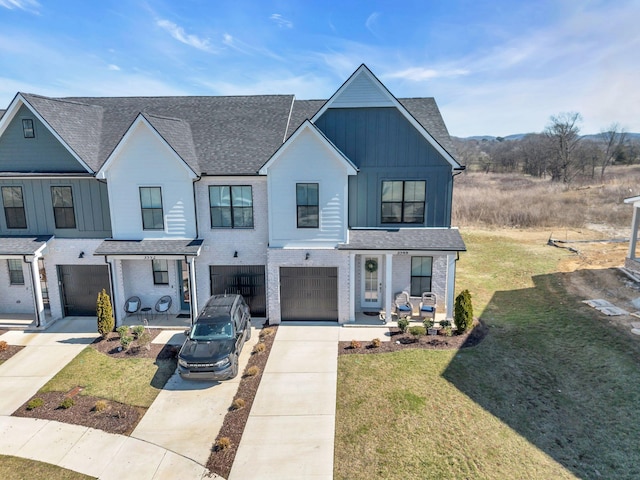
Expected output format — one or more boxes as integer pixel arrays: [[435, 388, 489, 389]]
[[120, 311, 192, 329]]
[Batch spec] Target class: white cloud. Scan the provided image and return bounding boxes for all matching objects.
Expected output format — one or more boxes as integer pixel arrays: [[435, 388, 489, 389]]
[[107, 64, 120, 71], [365, 12, 380, 35], [0, 0, 39, 13], [386, 67, 469, 81], [270, 14, 293, 29], [156, 19, 215, 52]]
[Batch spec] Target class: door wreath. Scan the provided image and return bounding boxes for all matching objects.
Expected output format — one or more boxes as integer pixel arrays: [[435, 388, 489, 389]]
[[365, 259, 378, 273]]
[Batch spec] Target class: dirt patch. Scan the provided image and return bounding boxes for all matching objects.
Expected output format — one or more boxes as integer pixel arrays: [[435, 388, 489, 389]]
[[339, 319, 488, 355], [90, 329, 179, 360], [0, 344, 24, 362], [206, 326, 277, 479], [13, 391, 143, 435]]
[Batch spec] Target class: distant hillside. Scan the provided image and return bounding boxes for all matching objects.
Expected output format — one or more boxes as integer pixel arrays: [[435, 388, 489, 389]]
[[458, 132, 640, 141]]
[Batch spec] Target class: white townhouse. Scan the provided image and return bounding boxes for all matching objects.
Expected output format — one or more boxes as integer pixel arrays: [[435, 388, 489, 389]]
[[0, 65, 465, 328]]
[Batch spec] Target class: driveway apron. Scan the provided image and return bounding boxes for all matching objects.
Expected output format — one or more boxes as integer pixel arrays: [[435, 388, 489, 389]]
[[229, 323, 339, 480]]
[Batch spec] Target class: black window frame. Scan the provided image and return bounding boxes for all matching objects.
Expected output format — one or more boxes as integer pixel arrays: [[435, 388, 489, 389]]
[[7, 259, 24, 285], [410, 256, 433, 297], [2, 186, 27, 229], [381, 180, 426, 224], [51, 186, 76, 229], [296, 183, 319, 228], [22, 119, 35, 138], [209, 185, 254, 229], [139, 187, 164, 230], [152, 259, 169, 285]]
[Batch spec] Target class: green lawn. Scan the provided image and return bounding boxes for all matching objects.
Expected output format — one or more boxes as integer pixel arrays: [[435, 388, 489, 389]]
[[41, 347, 176, 407], [0, 455, 94, 479], [335, 230, 640, 480]]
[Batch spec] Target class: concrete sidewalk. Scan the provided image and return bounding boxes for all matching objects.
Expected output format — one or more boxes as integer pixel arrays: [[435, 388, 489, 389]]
[[229, 323, 341, 480]]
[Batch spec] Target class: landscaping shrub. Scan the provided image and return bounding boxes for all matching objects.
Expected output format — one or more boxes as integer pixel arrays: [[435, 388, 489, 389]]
[[350, 339, 362, 349], [58, 397, 75, 409], [132, 325, 145, 338], [409, 326, 426, 337], [231, 398, 246, 410], [259, 327, 276, 339], [252, 342, 266, 354], [371, 338, 381, 348], [137, 331, 152, 350], [454, 289, 474, 334], [245, 366, 259, 377], [26, 398, 44, 410], [116, 325, 129, 338], [397, 318, 409, 333], [215, 437, 231, 451], [96, 289, 114, 337], [93, 400, 109, 412], [440, 326, 453, 337], [0, 340, 7, 352], [119, 335, 133, 350]]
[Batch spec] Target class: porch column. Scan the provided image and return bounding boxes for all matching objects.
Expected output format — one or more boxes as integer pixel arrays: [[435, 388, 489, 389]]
[[349, 253, 355, 322], [109, 258, 124, 327], [629, 205, 640, 260], [188, 256, 198, 323], [384, 253, 393, 323], [446, 254, 457, 322], [30, 256, 45, 327]]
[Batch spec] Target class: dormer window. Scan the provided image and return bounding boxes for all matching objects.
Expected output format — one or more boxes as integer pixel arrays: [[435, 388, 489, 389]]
[[22, 119, 35, 138]]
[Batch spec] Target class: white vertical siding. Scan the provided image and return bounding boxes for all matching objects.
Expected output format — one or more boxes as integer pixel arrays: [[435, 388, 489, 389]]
[[267, 129, 349, 248], [104, 123, 196, 240], [0, 259, 33, 314]]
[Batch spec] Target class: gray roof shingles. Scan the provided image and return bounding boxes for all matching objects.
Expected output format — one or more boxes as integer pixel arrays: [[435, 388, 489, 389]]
[[338, 228, 466, 251], [94, 239, 203, 256], [15, 93, 456, 176], [0, 235, 53, 255]]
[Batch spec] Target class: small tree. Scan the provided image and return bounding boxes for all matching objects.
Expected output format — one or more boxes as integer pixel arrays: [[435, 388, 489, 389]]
[[96, 289, 114, 337], [454, 289, 473, 334]]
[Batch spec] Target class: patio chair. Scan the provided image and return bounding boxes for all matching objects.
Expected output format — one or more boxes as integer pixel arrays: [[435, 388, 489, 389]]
[[155, 295, 172, 321], [394, 291, 413, 319], [419, 292, 437, 320], [124, 296, 141, 318]]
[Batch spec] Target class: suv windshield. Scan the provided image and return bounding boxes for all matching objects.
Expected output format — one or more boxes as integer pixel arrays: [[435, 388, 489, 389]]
[[189, 321, 234, 341]]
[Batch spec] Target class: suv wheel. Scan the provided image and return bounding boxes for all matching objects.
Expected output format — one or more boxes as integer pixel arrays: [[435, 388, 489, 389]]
[[229, 355, 239, 379]]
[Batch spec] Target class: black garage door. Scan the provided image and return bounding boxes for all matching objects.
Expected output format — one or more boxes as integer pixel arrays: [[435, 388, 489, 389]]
[[58, 265, 111, 316], [280, 267, 338, 321], [210, 265, 266, 317]]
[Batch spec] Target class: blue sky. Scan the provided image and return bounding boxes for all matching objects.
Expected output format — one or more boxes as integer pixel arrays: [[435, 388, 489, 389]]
[[1, 0, 638, 137]]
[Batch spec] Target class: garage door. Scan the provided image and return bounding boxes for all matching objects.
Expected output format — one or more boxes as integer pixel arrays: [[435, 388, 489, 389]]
[[58, 265, 111, 316], [280, 267, 338, 321], [210, 265, 266, 317]]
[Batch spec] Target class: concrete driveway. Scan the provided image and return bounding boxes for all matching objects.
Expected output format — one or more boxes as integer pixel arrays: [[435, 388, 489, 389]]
[[229, 323, 340, 480]]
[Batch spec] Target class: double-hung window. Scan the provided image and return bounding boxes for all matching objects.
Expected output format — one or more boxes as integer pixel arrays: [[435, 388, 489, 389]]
[[2, 186, 27, 229], [410, 256, 433, 296], [209, 186, 254, 228], [7, 259, 24, 285], [381, 180, 426, 224], [139, 187, 164, 230], [152, 259, 169, 285], [22, 119, 35, 138], [296, 183, 319, 228], [51, 186, 76, 229]]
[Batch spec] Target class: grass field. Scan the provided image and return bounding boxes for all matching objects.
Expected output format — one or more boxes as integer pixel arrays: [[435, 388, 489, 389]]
[[40, 347, 175, 407], [335, 230, 640, 479], [0, 455, 94, 479]]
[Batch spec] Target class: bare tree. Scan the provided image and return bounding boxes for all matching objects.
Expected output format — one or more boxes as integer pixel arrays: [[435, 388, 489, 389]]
[[598, 123, 627, 179], [545, 112, 582, 183], [520, 133, 553, 177]]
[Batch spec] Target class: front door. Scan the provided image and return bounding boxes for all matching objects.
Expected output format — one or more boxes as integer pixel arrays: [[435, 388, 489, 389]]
[[177, 260, 190, 311], [360, 255, 382, 309]]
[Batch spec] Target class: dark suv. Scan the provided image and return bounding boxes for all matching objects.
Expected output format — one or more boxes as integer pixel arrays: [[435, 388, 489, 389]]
[[178, 294, 251, 380]]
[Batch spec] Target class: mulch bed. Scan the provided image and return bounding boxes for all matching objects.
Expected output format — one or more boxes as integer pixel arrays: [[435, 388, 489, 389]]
[[0, 344, 25, 362], [12, 328, 178, 436], [339, 318, 488, 355], [206, 325, 278, 479]]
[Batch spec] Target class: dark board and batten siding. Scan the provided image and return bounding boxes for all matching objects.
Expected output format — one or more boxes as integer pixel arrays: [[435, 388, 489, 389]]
[[315, 107, 454, 228], [0, 105, 87, 173], [0, 179, 111, 238]]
